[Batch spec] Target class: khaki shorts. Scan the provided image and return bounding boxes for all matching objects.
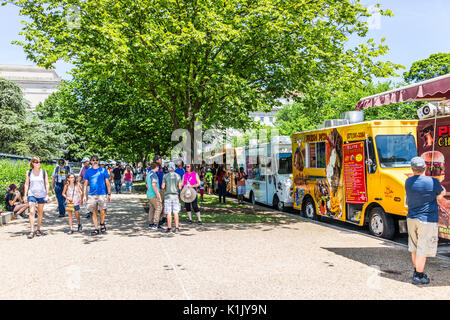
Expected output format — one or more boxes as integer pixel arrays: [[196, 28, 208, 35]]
[[407, 218, 439, 257], [87, 195, 107, 212]]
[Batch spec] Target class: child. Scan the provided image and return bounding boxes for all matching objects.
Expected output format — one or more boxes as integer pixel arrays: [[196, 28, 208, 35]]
[[199, 178, 205, 202], [124, 166, 134, 194], [62, 173, 83, 234]]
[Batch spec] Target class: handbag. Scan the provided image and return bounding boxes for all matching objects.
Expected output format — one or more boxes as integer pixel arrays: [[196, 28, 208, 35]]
[[66, 186, 75, 211]]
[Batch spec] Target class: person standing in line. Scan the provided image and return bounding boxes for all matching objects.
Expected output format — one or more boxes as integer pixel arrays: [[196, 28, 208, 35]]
[[236, 167, 247, 204], [199, 177, 205, 202], [24, 157, 50, 239], [216, 166, 228, 204], [153, 155, 166, 226], [52, 158, 72, 217], [181, 164, 202, 225], [4, 184, 29, 218], [62, 173, 83, 234], [405, 157, 445, 285], [83, 156, 111, 236], [124, 165, 134, 193], [175, 160, 186, 180], [211, 164, 217, 194], [146, 162, 163, 231], [162, 162, 182, 233], [205, 168, 213, 195], [79, 157, 92, 219], [112, 162, 124, 194]]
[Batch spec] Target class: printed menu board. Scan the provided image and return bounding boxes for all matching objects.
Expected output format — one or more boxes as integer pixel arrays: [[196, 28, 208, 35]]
[[343, 142, 367, 204], [417, 118, 450, 239]]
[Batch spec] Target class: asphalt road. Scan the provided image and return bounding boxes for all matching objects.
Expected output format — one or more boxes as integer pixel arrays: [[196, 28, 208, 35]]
[[0, 193, 449, 300]]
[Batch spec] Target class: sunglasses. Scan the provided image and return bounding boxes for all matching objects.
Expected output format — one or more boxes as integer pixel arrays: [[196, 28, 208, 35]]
[[33, 161, 41, 164], [92, 159, 99, 162]]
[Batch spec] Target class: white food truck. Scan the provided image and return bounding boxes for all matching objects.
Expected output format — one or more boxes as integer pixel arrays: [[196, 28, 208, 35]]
[[244, 136, 293, 211]]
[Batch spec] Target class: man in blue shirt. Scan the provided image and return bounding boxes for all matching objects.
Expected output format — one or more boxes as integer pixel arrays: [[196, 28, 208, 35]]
[[175, 160, 186, 180], [146, 162, 163, 231], [405, 156, 445, 285], [83, 155, 111, 236]]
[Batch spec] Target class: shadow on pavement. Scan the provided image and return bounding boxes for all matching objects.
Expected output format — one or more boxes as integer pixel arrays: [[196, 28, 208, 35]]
[[322, 246, 450, 287], [4, 194, 305, 242]]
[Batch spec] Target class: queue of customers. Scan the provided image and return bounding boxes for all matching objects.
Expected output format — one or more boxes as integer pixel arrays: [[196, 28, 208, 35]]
[[8, 154, 245, 239]]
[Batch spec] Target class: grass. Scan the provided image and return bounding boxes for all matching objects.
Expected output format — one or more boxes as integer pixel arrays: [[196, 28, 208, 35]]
[[190, 212, 284, 224], [0, 159, 54, 211], [139, 192, 285, 224]]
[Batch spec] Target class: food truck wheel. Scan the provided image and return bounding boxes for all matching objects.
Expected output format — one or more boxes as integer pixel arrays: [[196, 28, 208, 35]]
[[368, 207, 395, 240], [273, 195, 285, 212], [303, 198, 318, 221]]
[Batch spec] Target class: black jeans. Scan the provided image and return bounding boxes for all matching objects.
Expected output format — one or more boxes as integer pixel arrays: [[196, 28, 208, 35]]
[[185, 196, 200, 213], [218, 182, 227, 202]]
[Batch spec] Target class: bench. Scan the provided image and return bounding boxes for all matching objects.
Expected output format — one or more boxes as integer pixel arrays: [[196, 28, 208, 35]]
[[0, 212, 13, 225]]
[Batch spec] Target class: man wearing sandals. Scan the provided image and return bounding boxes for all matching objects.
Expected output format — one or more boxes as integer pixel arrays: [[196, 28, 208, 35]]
[[83, 155, 111, 235]]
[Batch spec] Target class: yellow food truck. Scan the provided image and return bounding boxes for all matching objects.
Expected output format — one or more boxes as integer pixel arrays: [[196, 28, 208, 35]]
[[292, 117, 418, 239]]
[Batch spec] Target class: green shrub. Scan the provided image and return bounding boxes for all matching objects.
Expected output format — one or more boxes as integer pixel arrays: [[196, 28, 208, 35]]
[[0, 159, 53, 211]]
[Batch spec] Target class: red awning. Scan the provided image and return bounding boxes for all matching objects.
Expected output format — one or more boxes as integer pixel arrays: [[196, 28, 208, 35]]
[[356, 73, 450, 110]]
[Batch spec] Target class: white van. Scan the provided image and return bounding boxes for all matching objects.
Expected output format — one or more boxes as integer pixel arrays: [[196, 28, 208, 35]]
[[244, 136, 293, 211]]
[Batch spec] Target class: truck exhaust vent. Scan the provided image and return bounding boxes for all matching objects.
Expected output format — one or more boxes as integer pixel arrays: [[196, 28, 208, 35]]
[[341, 111, 364, 124], [322, 119, 349, 128]]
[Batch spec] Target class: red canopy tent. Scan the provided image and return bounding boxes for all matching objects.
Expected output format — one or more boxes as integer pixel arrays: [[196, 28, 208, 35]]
[[355, 73, 450, 110]]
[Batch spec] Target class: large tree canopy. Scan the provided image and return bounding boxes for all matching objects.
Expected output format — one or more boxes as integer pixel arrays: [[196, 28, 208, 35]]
[[0, 77, 65, 159], [11, 0, 400, 138]]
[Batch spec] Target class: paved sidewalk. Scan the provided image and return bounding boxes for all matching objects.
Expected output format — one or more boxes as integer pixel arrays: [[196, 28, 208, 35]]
[[0, 192, 449, 299]]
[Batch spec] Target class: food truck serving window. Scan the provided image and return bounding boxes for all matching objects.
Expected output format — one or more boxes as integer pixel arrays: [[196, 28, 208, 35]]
[[278, 153, 292, 174], [375, 135, 417, 168], [307, 142, 326, 168]]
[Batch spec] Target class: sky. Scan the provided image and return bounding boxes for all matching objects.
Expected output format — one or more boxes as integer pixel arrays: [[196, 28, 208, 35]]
[[0, 0, 449, 81]]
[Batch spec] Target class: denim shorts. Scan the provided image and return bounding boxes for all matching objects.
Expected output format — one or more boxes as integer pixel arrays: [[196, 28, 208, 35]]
[[66, 204, 80, 212], [28, 196, 47, 204]]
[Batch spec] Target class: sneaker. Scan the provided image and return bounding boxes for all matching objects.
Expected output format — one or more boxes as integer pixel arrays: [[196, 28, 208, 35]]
[[67, 230, 74, 235], [148, 224, 156, 230], [197, 221, 203, 225], [58, 214, 65, 218], [412, 272, 430, 285], [78, 224, 83, 232], [165, 228, 172, 233], [156, 226, 164, 231], [174, 228, 180, 233], [188, 220, 193, 224]]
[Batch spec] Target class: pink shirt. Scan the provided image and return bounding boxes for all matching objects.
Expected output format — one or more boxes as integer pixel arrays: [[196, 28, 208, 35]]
[[124, 171, 132, 182], [183, 171, 197, 186]]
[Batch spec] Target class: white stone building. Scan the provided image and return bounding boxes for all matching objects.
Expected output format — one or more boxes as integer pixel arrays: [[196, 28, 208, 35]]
[[0, 64, 61, 109]]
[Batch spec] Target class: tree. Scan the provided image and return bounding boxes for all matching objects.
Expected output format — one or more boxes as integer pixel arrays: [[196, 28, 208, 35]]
[[275, 82, 418, 135], [37, 78, 174, 162], [0, 77, 65, 159], [404, 53, 450, 83], [12, 0, 401, 157]]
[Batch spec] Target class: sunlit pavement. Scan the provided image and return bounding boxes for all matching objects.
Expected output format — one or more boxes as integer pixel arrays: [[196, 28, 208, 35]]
[[0, 192, 449, 299]]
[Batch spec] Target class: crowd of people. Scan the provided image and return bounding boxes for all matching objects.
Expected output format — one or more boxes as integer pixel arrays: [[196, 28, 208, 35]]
[[2, 152, 445, 285], [4, 155, 248, 238]]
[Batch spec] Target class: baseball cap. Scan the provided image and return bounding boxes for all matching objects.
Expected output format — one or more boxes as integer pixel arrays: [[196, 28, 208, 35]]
[[168, 162, 176, 171], [81, 157, 90, 163], [90, 155, 99, 161], [58, 158, 65, 164], [153, 155, 162, 162], [411, 156, 426, 171]]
